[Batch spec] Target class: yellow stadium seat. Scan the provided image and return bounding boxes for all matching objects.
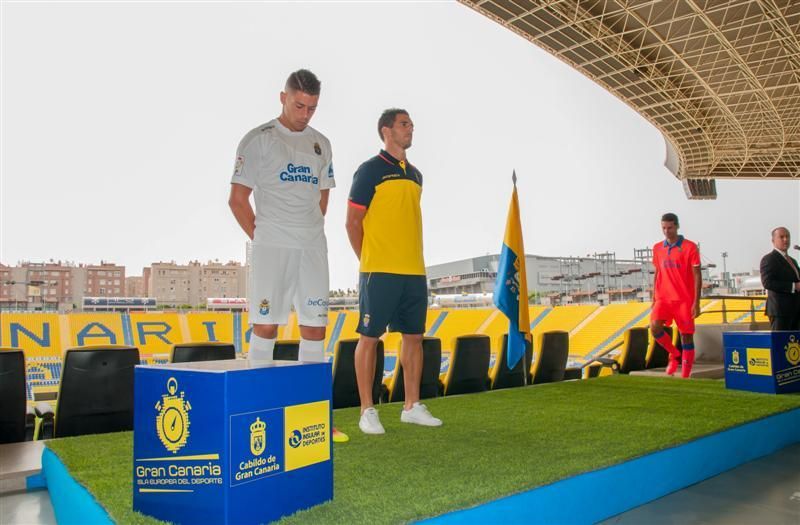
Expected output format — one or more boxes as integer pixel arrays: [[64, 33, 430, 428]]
[[569, 303, 650, 359], [430, 310, 494, 352]]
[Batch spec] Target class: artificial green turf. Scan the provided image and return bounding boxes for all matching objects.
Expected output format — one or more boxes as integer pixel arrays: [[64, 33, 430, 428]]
[[46, 376, 800, 525]]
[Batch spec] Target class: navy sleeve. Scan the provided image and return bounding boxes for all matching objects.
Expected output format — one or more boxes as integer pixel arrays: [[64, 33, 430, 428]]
[[348, 162, 378, 208]]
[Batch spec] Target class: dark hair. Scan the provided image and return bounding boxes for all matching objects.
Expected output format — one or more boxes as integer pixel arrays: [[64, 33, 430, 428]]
[[378, 108, 409, 140], [661, 213, 679, 226], [285, 69, 321, 96]]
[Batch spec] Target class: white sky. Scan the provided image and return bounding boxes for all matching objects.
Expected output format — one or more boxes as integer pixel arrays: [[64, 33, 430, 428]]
[[2, 1, 799, 290]]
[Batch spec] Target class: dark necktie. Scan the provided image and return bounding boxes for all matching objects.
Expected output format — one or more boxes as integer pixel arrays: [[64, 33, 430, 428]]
[[784, 253, 800, 280]]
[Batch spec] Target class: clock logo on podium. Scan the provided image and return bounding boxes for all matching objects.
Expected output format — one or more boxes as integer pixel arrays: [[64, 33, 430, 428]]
[[785, 336, 800, 366], [155, 377, 192, 453]]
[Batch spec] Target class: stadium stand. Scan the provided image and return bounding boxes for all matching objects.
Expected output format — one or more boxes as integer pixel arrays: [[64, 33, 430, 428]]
[[128, 313, 184, 356], [0, 300, 768, 406], [185, 312, 236, 346], [67, 313, 127, 348], [476, 310, 508, 352], [533, 304, 597, 341], [442, 335, 491, 396], [569, 303, 650, 360], [427, 309, 494, 352], [527, 305, 550, 329]]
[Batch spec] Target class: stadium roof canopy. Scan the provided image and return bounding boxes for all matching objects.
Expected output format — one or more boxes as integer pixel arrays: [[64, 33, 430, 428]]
[[460, 0, 800, 198]]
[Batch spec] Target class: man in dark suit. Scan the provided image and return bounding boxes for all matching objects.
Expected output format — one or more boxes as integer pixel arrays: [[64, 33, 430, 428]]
[[760, 227, 800, 330]]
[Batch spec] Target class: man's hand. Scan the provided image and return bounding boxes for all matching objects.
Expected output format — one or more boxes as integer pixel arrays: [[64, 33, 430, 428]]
[[692, 301, 701, 319], [345, 203, 367, 260], [229, 184, 256, 240], [795, 282, 800, 292]]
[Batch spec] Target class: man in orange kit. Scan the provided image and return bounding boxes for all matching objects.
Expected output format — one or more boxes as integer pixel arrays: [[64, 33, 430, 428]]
[[650, 213, 702, 378]]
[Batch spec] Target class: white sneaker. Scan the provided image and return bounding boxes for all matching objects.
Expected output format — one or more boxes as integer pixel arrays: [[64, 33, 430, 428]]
[[400, 402, 442, 427], [358, 407, 385, 435]]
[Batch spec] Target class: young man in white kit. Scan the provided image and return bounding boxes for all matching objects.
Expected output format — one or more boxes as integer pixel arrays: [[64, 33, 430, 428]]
[[228, 69, 347, 442]]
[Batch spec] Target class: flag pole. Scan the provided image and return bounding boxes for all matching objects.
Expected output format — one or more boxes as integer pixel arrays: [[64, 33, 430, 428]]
[[513, 169, 528, 387]]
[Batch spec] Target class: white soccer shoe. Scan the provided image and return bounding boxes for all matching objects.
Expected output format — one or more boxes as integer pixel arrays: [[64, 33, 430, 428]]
[[358, 407, 385, 435], [400, 402, 443, 427]]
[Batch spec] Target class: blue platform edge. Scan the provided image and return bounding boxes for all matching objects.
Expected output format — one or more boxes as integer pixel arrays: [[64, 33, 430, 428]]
[[41, 447, 113, 525], [424, 407, 800, 524]]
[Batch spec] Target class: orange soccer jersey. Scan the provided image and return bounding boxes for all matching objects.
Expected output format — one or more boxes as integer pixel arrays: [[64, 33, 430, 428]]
[[653, 236, 700, 303]]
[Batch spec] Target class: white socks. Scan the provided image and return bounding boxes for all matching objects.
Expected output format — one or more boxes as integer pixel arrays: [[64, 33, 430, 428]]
[[299, 338, 325, 363], [249, 334, 275, 362]]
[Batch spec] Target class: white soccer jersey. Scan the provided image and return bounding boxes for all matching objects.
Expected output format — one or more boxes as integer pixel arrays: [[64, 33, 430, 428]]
[[231, 119, 336, 249]]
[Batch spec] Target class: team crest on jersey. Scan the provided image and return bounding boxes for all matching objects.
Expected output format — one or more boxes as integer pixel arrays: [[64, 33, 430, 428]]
[[259, 299, 270, 316], [313, 142, 322, 155], [363, 314, 370, 327], [234, 156, 244, 177]]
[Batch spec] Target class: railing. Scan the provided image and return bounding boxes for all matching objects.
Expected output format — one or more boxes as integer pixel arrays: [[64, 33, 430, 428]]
[[698, 295, 767, 324]]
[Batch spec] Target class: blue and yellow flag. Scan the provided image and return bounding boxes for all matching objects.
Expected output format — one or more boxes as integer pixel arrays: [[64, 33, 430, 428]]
[[493, 174, 531, 370]]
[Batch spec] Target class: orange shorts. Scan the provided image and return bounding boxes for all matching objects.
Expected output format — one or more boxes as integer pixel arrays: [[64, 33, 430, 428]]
[[651, 300, 695, 334]]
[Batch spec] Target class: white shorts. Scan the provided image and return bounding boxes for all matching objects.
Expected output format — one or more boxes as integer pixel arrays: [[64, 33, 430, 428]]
[[249, 244, 329, 327]]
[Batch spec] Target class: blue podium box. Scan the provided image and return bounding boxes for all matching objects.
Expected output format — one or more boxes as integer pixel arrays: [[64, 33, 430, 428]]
[[133, 360, 333, 524], [722, 331, 800, 394]]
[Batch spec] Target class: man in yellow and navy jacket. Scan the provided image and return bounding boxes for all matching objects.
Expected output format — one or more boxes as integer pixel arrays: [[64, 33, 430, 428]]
[[345, 108, 442, 435]]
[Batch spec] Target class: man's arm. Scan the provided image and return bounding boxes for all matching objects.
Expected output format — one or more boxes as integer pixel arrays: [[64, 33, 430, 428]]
[[228, 184, 255, 240], [651, 252, 658, 304], [761, 253, 798, 293], [692, 266, 702, 318], [345, 204, 367, 259], [320, 189, 330, 216]]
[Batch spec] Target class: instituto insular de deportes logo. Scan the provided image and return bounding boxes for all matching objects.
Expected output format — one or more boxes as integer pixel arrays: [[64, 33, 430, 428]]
[[732, 350, 740, 365], [155, 377, 191, 454]]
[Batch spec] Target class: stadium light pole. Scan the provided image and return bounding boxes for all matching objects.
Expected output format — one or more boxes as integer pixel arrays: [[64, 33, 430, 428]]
[[721, 252, 729, 289]]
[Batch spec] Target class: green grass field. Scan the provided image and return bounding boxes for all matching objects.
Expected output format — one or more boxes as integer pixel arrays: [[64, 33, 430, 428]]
[[46, 376, 800, 525]]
